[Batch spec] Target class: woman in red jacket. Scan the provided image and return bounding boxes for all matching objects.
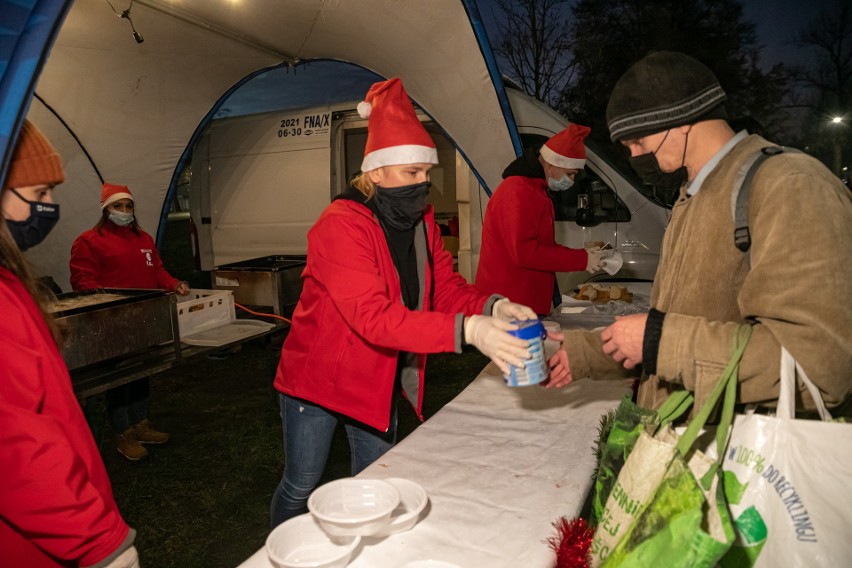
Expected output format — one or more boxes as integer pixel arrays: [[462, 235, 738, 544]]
[[1, 121, 138, 567], [70, 183, 188, 461], [270, 78, 537, 527]]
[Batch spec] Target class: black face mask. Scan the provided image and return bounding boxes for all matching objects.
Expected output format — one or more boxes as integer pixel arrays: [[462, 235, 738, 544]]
[[629, 130, 689, 206], [5, 189, 60, 251], [373, 181, 431, 230]]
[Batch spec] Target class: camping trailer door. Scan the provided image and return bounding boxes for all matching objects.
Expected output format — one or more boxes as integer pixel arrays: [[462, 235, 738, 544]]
[[190, 103, 470, 274]]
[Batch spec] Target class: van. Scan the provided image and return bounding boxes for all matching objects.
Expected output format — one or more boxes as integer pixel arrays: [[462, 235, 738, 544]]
[[187, 85, 667, 301], [504, 87, 669, 293]]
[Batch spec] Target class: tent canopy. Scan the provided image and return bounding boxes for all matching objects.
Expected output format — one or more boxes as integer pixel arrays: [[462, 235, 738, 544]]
[[8, 0, 522, 288]]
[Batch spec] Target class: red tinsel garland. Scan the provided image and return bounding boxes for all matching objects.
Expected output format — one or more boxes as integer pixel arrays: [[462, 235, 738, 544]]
[[546, 516, 594, 568]]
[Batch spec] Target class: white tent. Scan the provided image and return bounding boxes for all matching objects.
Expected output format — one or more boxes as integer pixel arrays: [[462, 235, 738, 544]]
[[18, 0, 520, 289]]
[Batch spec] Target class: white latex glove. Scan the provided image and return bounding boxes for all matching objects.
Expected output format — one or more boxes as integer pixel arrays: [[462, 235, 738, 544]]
[[85, 546, 140, 568], [586, 250, 604, 273], [586, 249, 614, 273], [491, 298, 538, 321], [464, 315, 531, 375]]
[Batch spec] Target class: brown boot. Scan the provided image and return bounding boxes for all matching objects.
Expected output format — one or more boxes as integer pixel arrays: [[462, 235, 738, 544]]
[[116, 429, 148, 461], [132, 419, 170, 444]]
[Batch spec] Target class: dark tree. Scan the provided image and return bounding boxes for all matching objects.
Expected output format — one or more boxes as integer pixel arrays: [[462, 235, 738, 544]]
[[558, 0, 789, 147], [491, 0, 577, 107], [791, 0, 852, 177]]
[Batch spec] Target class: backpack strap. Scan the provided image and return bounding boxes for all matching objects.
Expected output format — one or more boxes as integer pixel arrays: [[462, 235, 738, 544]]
[[730, 146, 801, 265]]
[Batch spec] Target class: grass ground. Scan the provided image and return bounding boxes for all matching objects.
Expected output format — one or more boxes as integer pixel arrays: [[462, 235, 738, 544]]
[[94, 337, 489, 568]]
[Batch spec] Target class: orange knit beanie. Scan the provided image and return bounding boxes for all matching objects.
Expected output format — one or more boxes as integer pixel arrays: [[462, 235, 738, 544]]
[[4, 120, 65, 190]]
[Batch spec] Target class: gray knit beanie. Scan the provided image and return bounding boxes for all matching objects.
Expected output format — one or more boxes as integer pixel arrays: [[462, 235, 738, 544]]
[[606, 51, 728, 142]]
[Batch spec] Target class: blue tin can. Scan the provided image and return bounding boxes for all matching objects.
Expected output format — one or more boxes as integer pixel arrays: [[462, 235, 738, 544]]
[[503, 319, 548, 387]]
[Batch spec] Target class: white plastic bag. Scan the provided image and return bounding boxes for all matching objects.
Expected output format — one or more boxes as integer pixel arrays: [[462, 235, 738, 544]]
[[720, 347, 852, 567]]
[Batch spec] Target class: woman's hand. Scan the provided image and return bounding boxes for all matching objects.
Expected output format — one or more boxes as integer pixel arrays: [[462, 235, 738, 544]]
[[491, 298, 537, 321], [174, 281, 190, 296], [464, 315, 530, 375]]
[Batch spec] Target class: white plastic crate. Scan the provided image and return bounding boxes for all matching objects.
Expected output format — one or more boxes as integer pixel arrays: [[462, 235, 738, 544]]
[[176, 288, 274, 347], [177, 289, 236, 338]]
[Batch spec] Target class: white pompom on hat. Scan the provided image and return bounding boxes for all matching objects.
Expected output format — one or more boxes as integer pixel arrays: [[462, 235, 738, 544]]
[[539, 123, 591, 170], [100, 182, 134, 210], [359, 78, 438, 172]]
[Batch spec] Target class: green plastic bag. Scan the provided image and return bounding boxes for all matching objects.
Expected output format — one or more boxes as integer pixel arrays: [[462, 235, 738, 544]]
[[590, 385, 693, 525], [593, 325, 752, 568]]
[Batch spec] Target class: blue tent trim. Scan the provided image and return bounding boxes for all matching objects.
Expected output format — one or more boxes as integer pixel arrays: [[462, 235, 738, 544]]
[[462, 0, 523, 160], [0, 0, 71, 189]]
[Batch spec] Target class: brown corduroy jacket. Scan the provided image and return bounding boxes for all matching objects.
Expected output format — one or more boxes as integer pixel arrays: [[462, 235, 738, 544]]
[[563, 134, 852, 415]]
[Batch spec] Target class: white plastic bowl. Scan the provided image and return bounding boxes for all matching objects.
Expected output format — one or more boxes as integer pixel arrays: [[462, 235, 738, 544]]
[[372, 478, 429, 537], [308, 478, 400, 537], [265, 513, 360, 568]]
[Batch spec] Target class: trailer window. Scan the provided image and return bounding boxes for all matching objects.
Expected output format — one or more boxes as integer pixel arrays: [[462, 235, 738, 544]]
[[551, 171, 631, 224]]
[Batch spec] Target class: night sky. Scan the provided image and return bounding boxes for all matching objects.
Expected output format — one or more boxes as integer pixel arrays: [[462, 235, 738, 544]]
[[474, 0, 825, 70], [740, 0, 823, 68], [222, 0, 828, 117]]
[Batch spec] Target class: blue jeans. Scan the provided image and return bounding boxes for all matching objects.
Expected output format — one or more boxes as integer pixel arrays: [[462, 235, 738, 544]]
[[107, 378, 149, 432], [270, 394, 398, 528]]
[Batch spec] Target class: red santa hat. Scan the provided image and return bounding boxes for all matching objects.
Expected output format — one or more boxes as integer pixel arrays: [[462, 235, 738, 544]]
[[357, 78, 438, 172], [100, 182, 134, 209], [540, 123, 591, 170]]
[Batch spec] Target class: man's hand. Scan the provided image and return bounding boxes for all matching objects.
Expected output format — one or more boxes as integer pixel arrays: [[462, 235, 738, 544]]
[[492, 298, 537, 321], [600, 313, 648, 369], [542, 330, 573, 388]]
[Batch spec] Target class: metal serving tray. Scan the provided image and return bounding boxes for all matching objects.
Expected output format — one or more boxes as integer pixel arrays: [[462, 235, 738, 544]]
[[48, 288, 179, 371], [212, 255, 306, 316]]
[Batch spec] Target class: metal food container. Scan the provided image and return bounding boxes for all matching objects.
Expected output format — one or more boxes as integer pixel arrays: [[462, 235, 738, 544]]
[[212, 255, 306, 316], [48, 289, 179, 371]]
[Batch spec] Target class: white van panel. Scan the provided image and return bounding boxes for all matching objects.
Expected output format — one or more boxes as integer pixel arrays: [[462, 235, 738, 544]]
[[505, 88, 665, 294], [190, 92, 666, 298], [208, 147, 331, 266], [191, 107, 337, 269]]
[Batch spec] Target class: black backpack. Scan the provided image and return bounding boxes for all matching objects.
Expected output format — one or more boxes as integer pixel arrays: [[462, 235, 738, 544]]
[[731, 146, 802, 265]]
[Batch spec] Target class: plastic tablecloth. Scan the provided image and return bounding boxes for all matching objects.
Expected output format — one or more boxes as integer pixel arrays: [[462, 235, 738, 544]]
[[238, 367, 630, 568]]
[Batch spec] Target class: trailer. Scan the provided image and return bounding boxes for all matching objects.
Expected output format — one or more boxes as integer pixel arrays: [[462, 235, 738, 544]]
[[188, 85, 666, 293]]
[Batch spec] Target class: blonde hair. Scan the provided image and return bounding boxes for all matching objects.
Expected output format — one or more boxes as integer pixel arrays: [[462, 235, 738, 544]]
[[351, 171, 377, 200]]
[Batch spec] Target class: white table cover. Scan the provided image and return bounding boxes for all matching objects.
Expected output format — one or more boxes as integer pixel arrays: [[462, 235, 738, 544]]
[[239, 367, 630, 568]]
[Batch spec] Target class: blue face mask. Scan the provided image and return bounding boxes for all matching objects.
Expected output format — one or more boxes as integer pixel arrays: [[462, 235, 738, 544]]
[[109, 211, 134, 226], [547, 174, 574, 192], [5, 189, 60, 251]]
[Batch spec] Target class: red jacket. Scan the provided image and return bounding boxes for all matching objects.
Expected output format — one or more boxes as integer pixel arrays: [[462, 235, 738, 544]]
[[69, 223, 179, 291], [274, 200, 491, 431], [0, 268, 131, 567], [475, 175, 587, 315]]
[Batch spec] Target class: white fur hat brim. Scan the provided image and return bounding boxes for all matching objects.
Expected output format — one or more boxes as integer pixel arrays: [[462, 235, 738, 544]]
[[101, 192, 134, 210], [361, 145, 439, 172], [540, 145, 585, 170]]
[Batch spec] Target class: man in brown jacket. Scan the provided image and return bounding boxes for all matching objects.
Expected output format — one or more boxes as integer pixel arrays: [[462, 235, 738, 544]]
[[548, 51, 852, 415]]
